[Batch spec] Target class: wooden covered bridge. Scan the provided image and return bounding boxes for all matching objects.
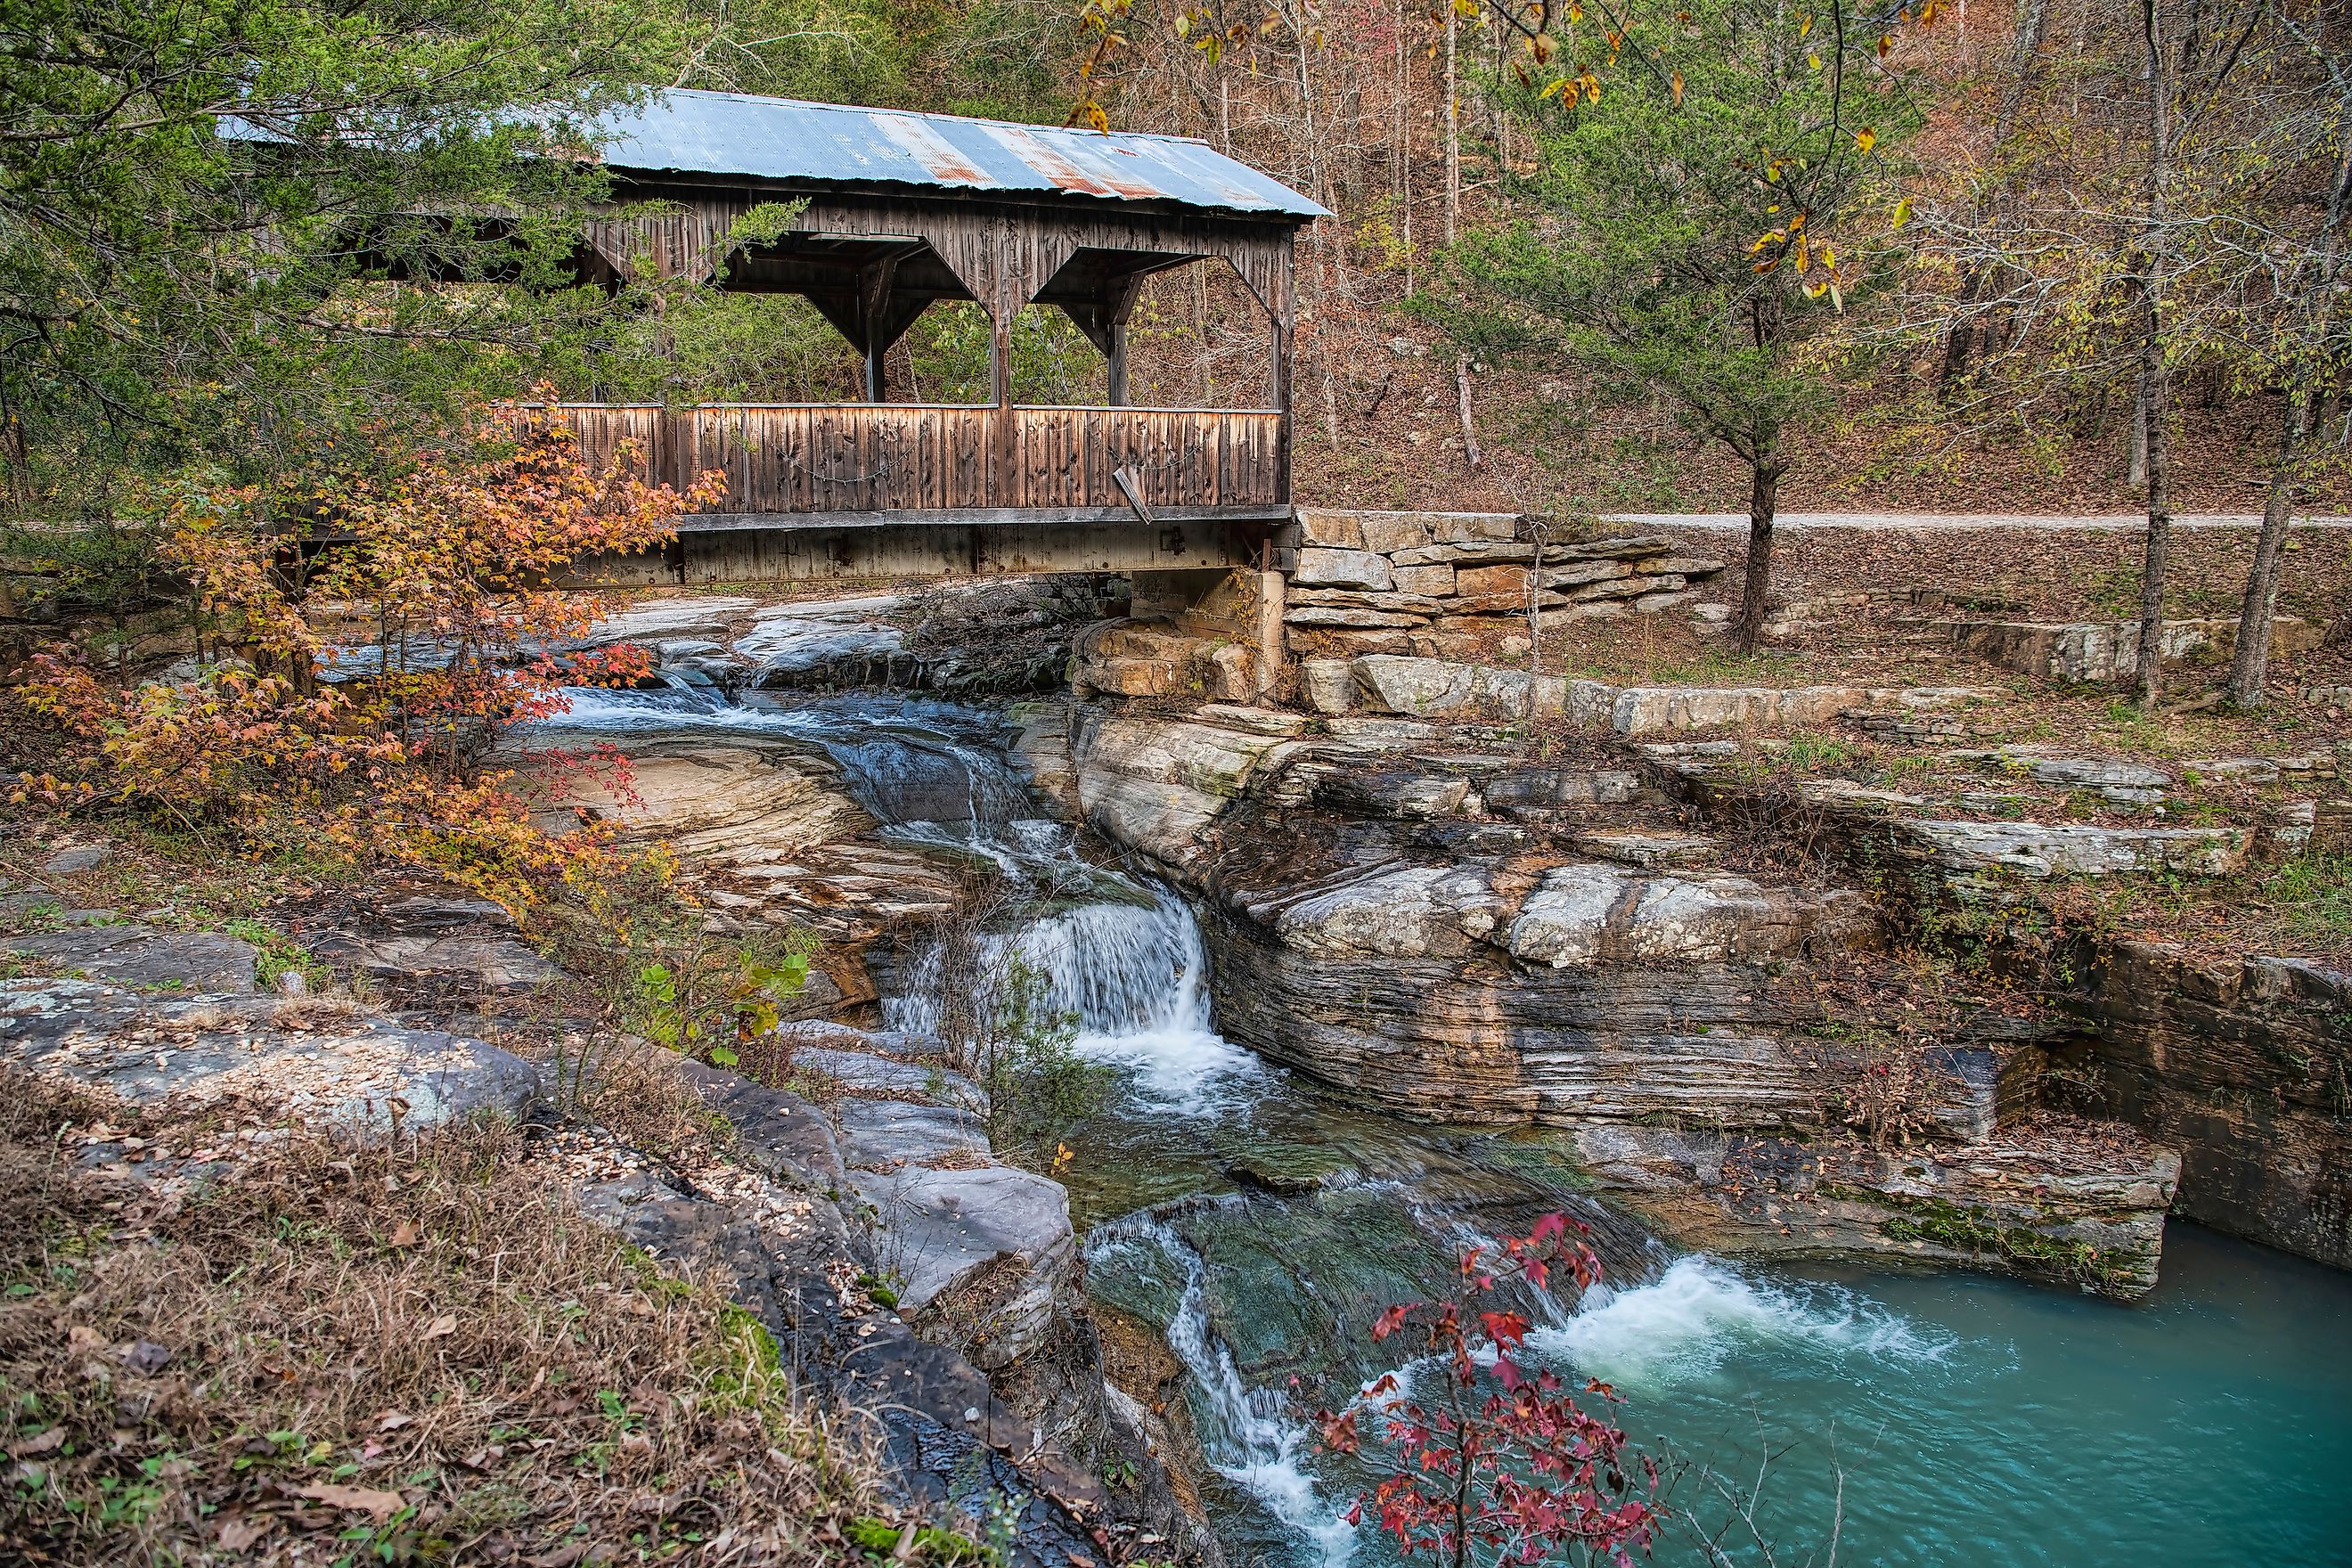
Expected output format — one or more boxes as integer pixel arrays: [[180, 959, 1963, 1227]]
[[566, 90, 1326, 583]]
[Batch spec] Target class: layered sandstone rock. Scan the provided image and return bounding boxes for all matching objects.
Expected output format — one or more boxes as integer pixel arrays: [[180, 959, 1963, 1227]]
[[1065, 700, 2181, 1294]]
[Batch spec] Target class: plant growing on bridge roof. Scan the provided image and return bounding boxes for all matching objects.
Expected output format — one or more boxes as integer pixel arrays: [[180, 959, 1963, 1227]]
[[1318, 1212, 1661, 1568]]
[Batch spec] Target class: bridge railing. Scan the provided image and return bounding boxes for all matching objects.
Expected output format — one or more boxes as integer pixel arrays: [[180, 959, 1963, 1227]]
[[559, 403, 1286, 525]]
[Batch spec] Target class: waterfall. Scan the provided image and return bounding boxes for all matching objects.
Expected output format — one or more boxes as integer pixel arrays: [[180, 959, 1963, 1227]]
[[883, 884, 1271, 1117], [1090, 1213, 1361, 1567]]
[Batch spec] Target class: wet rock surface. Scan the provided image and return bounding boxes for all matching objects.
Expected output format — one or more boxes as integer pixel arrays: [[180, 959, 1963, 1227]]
[[1064, 697, 2191, 1294]]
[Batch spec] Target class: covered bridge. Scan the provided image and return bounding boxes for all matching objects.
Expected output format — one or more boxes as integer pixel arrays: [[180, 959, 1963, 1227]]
[[568, 90, 1326, 581]]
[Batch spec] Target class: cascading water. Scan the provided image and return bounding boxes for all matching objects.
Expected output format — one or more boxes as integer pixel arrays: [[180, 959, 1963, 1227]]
[[540, 660, 2352, 1568], [1090, 1211, 1362, 1566]]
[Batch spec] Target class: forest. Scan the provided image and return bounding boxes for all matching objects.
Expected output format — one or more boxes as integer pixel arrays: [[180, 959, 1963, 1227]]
[[3, 0, 2346, 682]]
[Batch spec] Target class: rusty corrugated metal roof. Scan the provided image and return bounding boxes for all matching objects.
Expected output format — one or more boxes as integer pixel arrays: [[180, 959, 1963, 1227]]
[[594, 90, 1327, 220]]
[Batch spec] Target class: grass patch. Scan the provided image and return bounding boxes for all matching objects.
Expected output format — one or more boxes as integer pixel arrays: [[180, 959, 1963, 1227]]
[[0, 1071, 877, 1564], [2263, 853, 2352, 947]]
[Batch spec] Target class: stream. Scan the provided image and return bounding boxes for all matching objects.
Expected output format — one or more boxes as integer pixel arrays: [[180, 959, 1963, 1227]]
[[543, 681, 2352, 1568]]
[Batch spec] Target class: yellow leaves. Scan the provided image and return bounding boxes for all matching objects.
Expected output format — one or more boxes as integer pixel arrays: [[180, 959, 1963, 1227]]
[[1809, 52, 1822, 70], [1890, 196, 1913, 227], [1539, 69, 1600, 105], [1747, 229, 1785, 255], [1878, 32, 1893, 56], [1798, 12, 1813, 37], [1452, 0, 1481, 17], [1567, 2, 1582, 21], [1172, 10, 1188, 34], [1855, 126, 1877, 153], [1670, 69, 1684, 105]]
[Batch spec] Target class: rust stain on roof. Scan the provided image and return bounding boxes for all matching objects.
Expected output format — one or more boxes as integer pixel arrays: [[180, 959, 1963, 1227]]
[[868, 111, 991, 186], [985, 124, 1162, 202]]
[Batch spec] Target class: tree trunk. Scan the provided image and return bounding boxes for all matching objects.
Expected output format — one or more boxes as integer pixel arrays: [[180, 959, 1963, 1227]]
[[2127, 375, 2149, 487], [2132, 0, 2175, 706], [2223, 396, 2307, 708], [1455, 354, 1480, 466], [1734, 448, 1783, 655], [2229, 91, 2352, 707], [1443, 1, 1460, 246]]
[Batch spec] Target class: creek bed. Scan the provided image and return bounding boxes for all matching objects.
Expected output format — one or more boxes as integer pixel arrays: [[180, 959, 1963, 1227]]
[[541, 676, 2352, 1567]]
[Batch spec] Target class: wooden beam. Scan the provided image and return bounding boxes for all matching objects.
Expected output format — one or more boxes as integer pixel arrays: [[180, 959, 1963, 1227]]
[[991, 306, 1014, 505], [857, 255, 900, 402], [672, 503, 1288, 533]]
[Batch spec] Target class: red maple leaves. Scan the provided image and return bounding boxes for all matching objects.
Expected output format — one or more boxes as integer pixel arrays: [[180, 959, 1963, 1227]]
[[1316, 1213, 1660, 1568]]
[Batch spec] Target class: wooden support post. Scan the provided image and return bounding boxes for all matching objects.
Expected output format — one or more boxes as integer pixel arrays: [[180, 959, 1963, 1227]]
[[857, 256, 899, 404], [1270, 315, 1293, 506], [1104, 271, 1146, 406], [991, 305, 1015, 508]]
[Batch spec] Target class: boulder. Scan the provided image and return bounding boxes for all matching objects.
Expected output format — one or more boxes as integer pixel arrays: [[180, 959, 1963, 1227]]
[[845, 1162, 1074, 1370], [1071, 707, 1298, 867], [1298, 657, 1356, 715], [1272, 864, 1507, 959], [1352, 655, 1483, 715]]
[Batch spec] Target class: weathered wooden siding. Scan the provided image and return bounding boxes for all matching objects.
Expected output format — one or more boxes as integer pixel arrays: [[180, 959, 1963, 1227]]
[[559, 403, 1286, 519]]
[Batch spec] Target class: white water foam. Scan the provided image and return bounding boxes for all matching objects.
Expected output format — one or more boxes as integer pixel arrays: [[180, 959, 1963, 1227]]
[[1531, 1255, 1954, 1392], [1097, 1218, 1359, 1567], [1016, 896, 1270, 1116]]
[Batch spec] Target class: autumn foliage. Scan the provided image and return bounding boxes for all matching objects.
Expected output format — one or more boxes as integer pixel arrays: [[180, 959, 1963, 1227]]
[[1319, 1213, 1660, 1568], [7, 393, 722, 912]]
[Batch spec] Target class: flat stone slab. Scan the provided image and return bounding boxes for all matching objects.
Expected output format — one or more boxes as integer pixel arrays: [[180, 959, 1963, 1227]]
[[4, 926, 257, 993], [793, 1047, 985, 1112], [1507, 863, 1869, 968], [41, 844, 109, 874], [1904, 821, 2243, 878], [313, 932, 559, 991], [1574, 829, 1719, 868], [568, 595, 764, 649], [2, 976, 541, 1131], [1273, 864, 1506, 960], [837, 1098, 991, 1172]]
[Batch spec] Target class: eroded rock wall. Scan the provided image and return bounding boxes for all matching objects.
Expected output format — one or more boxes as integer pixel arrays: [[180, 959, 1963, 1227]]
[[2070, 943, 2352, 1269], [1062, 696, 2179, 1295]]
